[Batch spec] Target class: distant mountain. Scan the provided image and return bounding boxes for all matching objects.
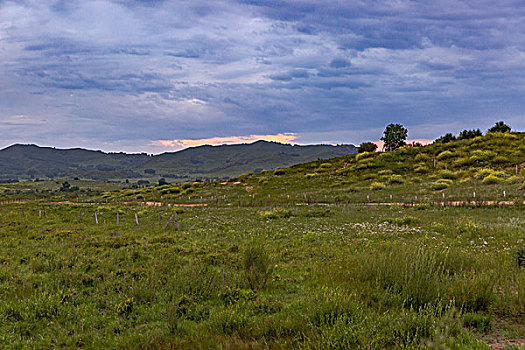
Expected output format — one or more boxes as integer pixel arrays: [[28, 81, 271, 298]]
[[0, 141, 357, 182]]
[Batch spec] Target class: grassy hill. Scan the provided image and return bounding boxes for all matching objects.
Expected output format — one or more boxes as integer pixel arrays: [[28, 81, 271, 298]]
[[0, 141, 357, 183], [104, 132, 525, 204]]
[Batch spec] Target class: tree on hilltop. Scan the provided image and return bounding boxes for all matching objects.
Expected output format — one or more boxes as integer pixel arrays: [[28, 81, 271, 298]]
[[435, 133, 456, 143], [381, 123, 408, 151], [488, 121, 511, 133], [458, 129, 482, 140], [358, 142, 378, 153]]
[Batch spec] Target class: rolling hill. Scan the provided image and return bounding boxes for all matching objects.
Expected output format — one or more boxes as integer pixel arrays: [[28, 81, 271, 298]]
[[0, 141, 357, 182], [103, 131, 525, 204]]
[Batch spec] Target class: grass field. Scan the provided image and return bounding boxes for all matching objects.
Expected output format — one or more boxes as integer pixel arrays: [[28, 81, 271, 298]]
[[1, 132, 524, 348], [1, 201, 525, 349]]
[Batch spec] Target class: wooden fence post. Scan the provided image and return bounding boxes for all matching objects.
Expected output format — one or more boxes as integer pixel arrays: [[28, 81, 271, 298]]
[[163, 212, 179, 230]]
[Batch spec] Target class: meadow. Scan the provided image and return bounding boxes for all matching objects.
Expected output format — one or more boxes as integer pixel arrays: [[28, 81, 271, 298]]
[[0, 132, 524, 348], [0, 201, 525, 349]]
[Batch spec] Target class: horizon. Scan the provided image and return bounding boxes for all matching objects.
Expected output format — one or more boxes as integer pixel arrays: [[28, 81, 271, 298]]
[[1, 1, 525, 153]]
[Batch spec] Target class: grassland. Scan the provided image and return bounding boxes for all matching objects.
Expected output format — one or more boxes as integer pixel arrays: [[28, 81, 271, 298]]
[[98, 132, 525, 207], [1, 202, 525, 349], [0, 132, 524, 349]]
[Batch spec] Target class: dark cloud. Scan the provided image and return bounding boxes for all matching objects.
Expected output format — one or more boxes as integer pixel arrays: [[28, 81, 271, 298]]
[[0, 0, 524, 152]]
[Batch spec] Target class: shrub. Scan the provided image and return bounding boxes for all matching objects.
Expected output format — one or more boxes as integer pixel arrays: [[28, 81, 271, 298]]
[[482, 175, 503, 185], [359, 142, 378, 153], [436, 151, 454, 161], [243, 243, 273, 291], [261, 208, 293, 219], [273, 168, 287, 175], [388, 175, 404, 185], [415, 165, 429, 174], [505, 176, 521, 184], [319, 163, 332, 169], [378, 169, 393, 176], [347, 185, 359, 192], [452, 157, 474, 168], [370, 182, 386, 190], [431, 179, 452, 191], [415, 153, 431, 162], [439, 170, 459, 180], [355, 152, 375, 161], [492, 156, 510, 164]]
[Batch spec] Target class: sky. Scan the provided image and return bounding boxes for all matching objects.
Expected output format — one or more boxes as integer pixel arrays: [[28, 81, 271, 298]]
[[1, 0, 524, 153]]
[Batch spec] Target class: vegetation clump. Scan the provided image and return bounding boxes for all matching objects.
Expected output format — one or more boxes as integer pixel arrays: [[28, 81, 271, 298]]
[[370, 182, 386, 190], [243, 243, 273, 291]]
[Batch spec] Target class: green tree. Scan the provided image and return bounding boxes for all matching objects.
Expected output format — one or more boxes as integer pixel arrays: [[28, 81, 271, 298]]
[[358, 142, 378, 153], [488, 121, 511, 133], [381, 123, 408, 151], [458, 129, 482, 140], [435, 133, 456, 143]]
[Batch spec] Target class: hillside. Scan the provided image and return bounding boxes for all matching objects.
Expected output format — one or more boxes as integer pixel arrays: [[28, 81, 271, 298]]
[[0, 141, 357, 182], [104, 132, 525, 204], [137, 141, 357, 180]]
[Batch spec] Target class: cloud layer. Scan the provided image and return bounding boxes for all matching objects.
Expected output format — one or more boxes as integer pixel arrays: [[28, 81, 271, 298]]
[[1, 0, 524, 152]]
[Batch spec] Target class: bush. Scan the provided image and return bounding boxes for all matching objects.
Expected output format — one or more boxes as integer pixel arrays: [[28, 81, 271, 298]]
[[370, 182, 386, 190], [431, 179, 452, 191], [261, 208, 293, 219], [415, 153, 431, 162], [436, 151, 454, 161], [388, 175, 404, 185], [482, 175, 503, 185], [356, 152, 375, 162], [452, 157, 474, 168], [359, 142, 378, 153], [439, 170, 459, 180], [415, 165, 429, 174], [243, 243, 273, 291]]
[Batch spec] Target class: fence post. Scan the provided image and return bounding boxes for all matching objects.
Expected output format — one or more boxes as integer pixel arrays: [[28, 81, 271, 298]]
[[163, 212, 179, 230]]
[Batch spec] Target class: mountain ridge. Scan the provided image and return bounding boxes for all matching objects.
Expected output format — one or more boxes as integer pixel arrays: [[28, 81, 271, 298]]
[[0, 141, 357, 182]]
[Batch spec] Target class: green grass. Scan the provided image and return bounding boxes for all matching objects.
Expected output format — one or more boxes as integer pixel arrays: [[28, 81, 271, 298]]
[[0, 132, 524, 348], [0, 202, 524, 348]]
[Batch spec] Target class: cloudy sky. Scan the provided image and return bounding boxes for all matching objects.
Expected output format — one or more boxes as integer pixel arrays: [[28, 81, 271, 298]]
[[1, 0, 524, 153]]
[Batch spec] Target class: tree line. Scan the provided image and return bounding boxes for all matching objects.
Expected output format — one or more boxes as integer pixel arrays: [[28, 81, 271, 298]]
[[358, 121, 512, 153]]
